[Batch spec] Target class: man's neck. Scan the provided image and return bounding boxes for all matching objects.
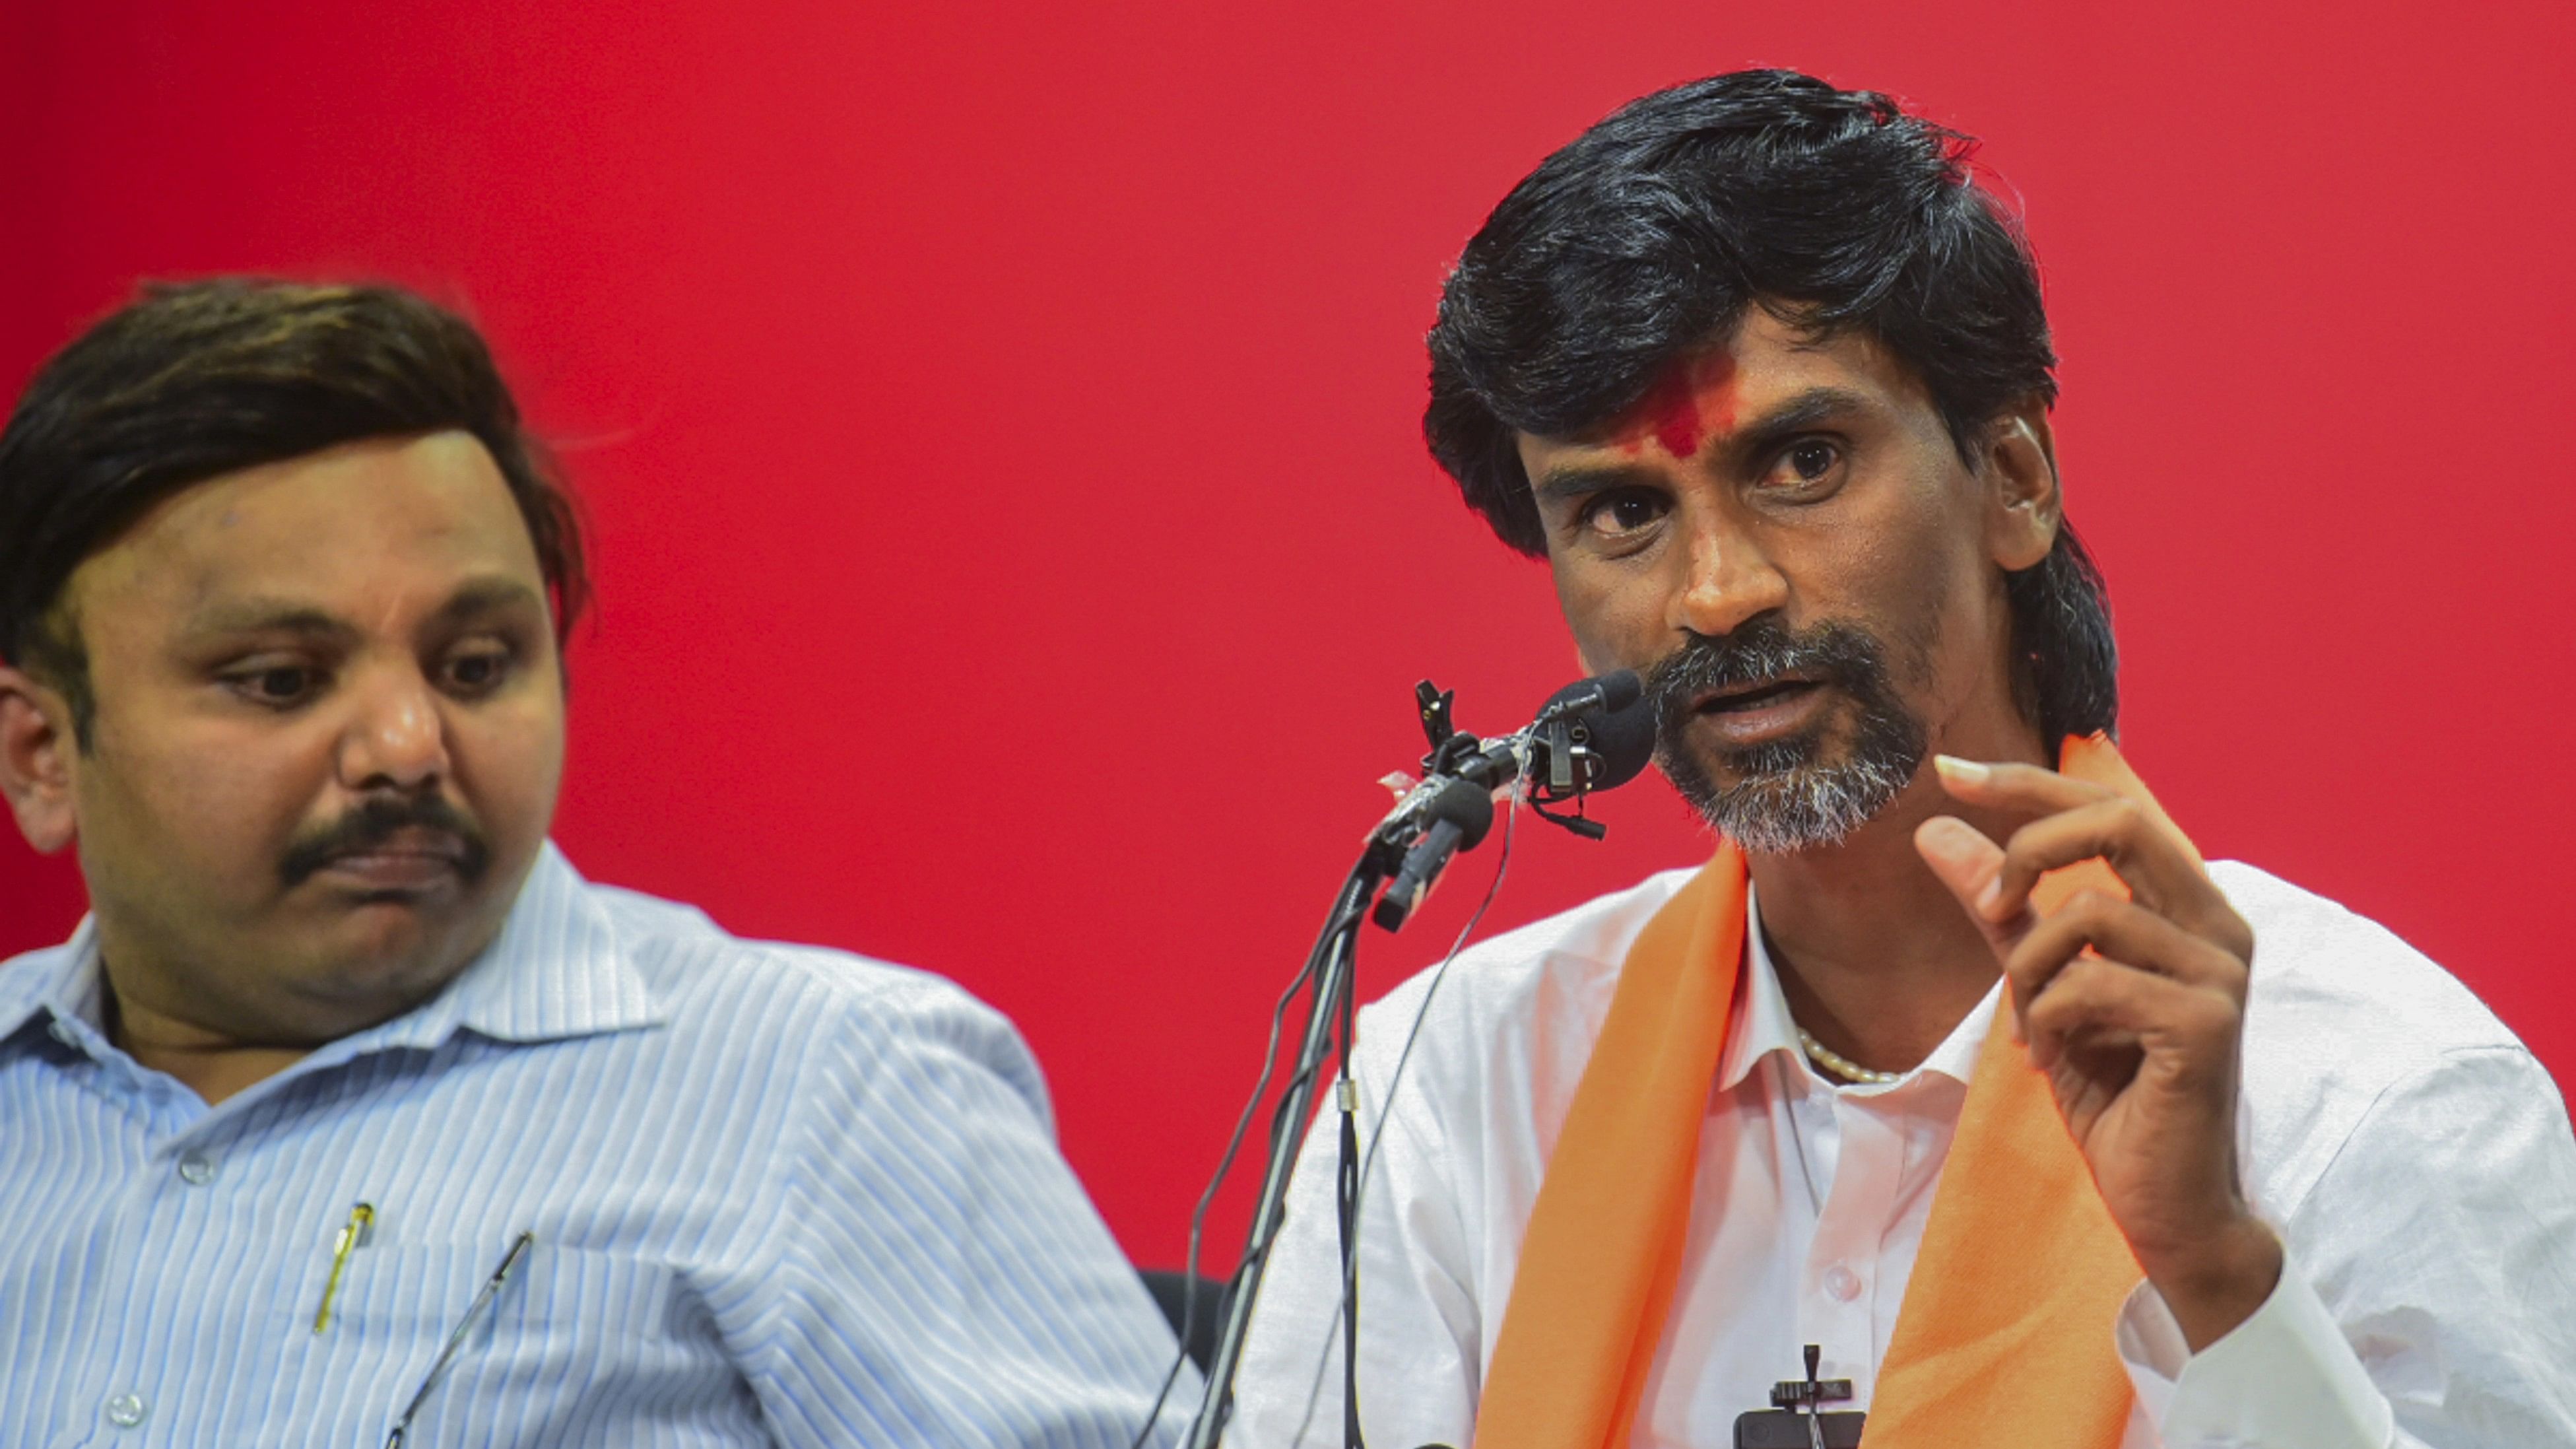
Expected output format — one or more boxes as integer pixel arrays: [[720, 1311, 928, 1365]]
[[1747, 748, 2047, 1077]]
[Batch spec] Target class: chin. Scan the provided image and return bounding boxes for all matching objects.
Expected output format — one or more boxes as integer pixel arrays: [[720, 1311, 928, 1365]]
[[302, 897, 502, 1001], [1667, 724, 1925, 856]]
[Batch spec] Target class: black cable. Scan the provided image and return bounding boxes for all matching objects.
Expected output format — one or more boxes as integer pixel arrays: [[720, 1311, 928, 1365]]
[[1335, 918, 1365, 1449]]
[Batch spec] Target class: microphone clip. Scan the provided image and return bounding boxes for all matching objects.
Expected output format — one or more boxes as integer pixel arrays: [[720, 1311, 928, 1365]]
[[1412, 679, 1458, 756], [1371, 678, 1633, 932], [1523, 703, 1617, 842]]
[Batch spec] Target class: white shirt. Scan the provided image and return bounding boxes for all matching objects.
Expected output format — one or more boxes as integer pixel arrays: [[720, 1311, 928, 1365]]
[[1231, 860, 2576, 1448]]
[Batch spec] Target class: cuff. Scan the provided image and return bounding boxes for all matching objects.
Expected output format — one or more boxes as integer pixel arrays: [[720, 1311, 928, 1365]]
[[2114, 1254, 2393, 1449]]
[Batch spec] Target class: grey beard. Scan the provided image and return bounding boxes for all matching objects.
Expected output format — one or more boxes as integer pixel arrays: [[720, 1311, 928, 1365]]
[[1661, 725, 1925, 853]]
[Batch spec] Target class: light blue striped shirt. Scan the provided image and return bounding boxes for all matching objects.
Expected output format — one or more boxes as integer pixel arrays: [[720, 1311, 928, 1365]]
[[0, 844, 1195, 1447]]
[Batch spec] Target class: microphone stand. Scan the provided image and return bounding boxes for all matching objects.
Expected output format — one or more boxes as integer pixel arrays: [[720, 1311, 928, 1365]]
[[1183, 859, 1377, 1449], [1183, 681, 1617, 1449]]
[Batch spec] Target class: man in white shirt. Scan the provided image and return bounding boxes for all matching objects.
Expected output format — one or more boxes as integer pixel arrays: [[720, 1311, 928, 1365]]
[[1230, 70, 2576, 1448]]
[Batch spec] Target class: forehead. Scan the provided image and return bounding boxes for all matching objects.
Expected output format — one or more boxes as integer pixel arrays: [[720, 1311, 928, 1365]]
[[1526, 308, 1937, 463], [64, 430, 544, 634]]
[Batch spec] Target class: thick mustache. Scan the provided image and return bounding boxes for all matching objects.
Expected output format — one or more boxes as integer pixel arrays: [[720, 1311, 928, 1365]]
[[1641, 620, 1878, 720], [279, 796, 492, 888]]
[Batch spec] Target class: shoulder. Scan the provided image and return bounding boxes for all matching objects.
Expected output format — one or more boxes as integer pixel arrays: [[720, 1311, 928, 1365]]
[[581, 879, 1053, 1130], [2211, 860, 2551, 1209], [0, 941, 75, 1010], [2215, 859, 2525, 1066], [0, 941, 73, 978]]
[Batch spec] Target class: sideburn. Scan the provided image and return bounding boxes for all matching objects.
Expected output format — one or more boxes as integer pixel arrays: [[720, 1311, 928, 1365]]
[[18, 607, 97, 752]]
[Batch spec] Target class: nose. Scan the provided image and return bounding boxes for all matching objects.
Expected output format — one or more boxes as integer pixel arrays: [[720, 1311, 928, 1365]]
[[1670, 506, 1789, 640], [335, 662, 449, 793]]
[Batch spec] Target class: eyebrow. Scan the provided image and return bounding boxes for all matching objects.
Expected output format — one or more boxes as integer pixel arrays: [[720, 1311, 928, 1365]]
[[180, 578, 545, 643], [1532, 462, 1655, 503], [1727, 386, 1876, 457], [426, 578, 548, 628], [180, 598, 359, 645]]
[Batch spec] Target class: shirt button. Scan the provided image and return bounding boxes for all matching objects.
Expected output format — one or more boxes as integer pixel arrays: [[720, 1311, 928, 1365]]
[[175, 1152, 217, 1186], [104, 1392, 148, 1427], [1824, 1264, 1863, 1302]]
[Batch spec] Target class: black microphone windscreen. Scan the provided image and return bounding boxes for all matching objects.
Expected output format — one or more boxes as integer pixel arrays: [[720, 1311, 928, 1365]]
[[1593, 668, 1643, 714], [1540, 671, 1657, 793]]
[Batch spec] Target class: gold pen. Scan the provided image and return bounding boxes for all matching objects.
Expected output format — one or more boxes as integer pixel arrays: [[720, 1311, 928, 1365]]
[[313, 1202, 376, 1333]]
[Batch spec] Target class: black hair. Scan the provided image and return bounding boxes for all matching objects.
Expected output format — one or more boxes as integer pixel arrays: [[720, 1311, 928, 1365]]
[[1425, 69, 2117, 743], [0, 278, 586, 743]]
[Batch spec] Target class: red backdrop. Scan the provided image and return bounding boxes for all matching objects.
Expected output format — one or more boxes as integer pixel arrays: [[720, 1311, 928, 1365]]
[[5, 0, 2571, 1269]]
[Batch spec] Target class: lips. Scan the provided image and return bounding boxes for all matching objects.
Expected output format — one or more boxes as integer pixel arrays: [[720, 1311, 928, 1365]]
[[315, 828, 471, 888], [1692, 675, 1822, 714], [1680, 673, 1835, 750]]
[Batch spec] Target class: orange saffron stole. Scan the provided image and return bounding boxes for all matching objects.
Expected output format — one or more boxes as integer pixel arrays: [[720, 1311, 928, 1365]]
[[1472, 735, 2195, 1449]]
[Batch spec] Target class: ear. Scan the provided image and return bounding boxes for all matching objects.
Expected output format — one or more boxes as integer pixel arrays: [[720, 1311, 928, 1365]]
[[1981, 401, 2062, 573], [0, 666, 79, 855]]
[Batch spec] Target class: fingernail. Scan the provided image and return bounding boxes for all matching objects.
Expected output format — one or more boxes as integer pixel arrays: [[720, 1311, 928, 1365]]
[[1933, 755, 1989, 786], [1975, 877, 2001, 914]]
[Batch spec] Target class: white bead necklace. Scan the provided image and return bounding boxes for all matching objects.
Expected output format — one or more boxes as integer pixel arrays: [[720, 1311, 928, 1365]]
[[1796, 1026, 1904, 1086]]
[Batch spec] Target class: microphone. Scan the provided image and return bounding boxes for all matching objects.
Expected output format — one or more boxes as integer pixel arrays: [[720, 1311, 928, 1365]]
[[1525, 668, 1653, 795], [1431, 669, 1655, 796], [1538, 666, 1645, 725], [1371, 670, 1652, 931]]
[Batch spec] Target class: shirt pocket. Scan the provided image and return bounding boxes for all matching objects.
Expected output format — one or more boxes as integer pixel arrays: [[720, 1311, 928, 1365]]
[[269, 1243, 704, 1446]]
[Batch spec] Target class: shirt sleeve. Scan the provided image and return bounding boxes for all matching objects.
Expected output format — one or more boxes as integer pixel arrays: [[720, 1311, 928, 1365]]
[[2115, 1044, 2576, 1448], [730, 980, 1198, 1449]]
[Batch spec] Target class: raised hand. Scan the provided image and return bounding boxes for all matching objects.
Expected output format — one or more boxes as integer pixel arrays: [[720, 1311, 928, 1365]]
[[1912, 755, 2281, 1351]]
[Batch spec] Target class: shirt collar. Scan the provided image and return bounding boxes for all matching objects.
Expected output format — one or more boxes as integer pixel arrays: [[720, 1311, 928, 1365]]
[[0, 841, 665, 1061], [1715, 881, 2001, 1095], [0, 917, 105, 1050], [1715, 885, 1805, 1093]]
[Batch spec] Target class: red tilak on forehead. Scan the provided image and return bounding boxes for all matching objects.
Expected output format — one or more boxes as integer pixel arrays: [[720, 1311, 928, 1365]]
[[1614, 351, 1738, 459]]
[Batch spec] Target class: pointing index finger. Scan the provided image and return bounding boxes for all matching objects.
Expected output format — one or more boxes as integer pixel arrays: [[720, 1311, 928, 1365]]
[[1932, 753, 2228, 938], [1930, 755, 2114, 815]]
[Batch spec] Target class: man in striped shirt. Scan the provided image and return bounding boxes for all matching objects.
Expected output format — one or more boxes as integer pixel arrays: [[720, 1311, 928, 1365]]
[[0, 279, 1191, 1447]]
